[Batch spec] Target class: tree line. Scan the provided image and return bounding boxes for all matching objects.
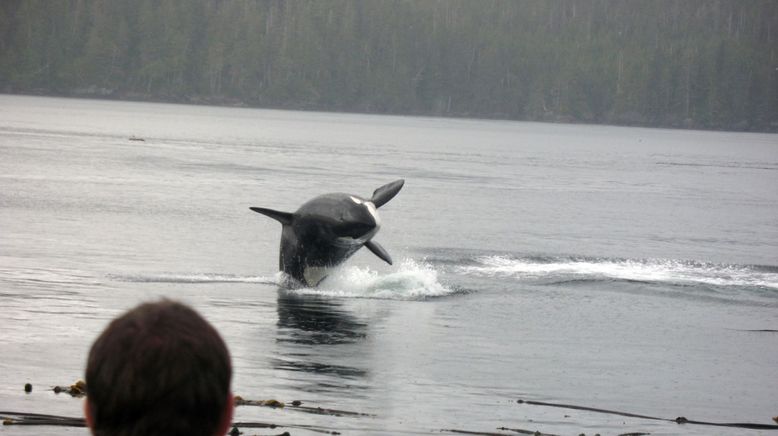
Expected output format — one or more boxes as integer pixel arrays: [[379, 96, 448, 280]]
[[1, 0, 776, 131]]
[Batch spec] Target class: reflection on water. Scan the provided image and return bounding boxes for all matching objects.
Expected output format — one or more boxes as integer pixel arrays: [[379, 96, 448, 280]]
[[276, 290, 366, 345], [272, 290, 370, 394]]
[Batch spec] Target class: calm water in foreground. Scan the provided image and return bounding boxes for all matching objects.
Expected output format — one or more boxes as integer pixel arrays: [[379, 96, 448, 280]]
[[1, 95, 777, 435]]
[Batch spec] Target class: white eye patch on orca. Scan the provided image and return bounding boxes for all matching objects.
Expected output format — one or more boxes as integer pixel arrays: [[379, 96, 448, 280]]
[[351, 196, 380, 226], [366, 201, 380, 226]]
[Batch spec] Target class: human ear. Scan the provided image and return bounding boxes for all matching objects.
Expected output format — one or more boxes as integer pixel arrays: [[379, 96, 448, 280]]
[[83, 399, 95, 431], [215, 392, 235, 436]]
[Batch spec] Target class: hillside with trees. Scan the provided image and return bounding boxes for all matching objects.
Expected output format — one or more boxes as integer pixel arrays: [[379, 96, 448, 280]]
[[1, 0, 776, 131]]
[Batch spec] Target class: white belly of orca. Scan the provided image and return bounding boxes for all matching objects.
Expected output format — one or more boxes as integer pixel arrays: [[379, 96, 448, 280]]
[[303, 266, 330, 287]]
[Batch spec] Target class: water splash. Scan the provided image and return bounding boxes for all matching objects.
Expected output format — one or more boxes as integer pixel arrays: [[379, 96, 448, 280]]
[[108, 261, 455, 300], [458, 255, 778, 290], [290, 258, 456, 300]]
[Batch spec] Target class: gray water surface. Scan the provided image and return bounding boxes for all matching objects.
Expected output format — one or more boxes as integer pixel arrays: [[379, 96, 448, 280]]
[[1, 95, 777, 435]]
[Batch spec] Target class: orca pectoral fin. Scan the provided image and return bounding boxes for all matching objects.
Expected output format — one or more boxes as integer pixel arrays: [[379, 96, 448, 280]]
[[371, 179, 405, 208], [364, 240, 393, 265], [250, 207, 294, 225]]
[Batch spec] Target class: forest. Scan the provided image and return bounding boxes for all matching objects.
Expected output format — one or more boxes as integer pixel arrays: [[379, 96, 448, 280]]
[[1, 0, 776, 132]]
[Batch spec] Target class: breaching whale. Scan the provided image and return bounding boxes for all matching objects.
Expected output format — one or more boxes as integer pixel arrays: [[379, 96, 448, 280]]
[[251, 179, 404, 287]]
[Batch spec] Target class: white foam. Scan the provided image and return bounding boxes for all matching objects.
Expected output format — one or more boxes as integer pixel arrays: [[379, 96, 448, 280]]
[[290, 258, 455, 300], [458, 255, 778, 290]]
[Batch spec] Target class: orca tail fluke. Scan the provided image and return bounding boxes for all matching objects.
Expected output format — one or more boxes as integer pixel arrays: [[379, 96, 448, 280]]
[[365, 240, 393, 265], [250, 207, 294, 226], [371, 179, 404, 208]]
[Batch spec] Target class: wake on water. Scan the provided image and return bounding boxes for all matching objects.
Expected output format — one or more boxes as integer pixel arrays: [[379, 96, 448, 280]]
[[104, 254, 776, 302], [457, 254, 778, 291], [110, 272, 278, 285]]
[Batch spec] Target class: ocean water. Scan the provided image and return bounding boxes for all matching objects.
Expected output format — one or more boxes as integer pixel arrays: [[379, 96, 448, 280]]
[[0, 94, 776, 435]]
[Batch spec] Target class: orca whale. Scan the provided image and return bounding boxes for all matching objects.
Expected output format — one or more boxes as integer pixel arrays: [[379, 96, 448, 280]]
[[251, 179, 404, 287]]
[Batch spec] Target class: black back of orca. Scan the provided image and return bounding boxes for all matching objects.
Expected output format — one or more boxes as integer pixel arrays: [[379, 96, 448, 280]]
[[251, 179, 404, 287]]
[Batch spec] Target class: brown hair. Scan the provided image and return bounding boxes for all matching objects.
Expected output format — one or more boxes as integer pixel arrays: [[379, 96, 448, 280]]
[[85, 300, 232, 436]]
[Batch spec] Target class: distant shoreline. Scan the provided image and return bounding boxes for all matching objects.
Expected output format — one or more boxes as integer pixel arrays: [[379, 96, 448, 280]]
[[5, 89, 775, 135]]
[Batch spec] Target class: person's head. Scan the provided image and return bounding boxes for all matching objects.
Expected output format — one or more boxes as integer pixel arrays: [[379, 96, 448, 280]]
[[85, 300, 233, 436]]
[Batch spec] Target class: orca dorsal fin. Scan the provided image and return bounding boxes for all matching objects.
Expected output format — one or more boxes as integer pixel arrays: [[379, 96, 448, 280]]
[[250, 207, 294, 226], [371, 179, 404, 208], [364, 240, 393, 265]]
